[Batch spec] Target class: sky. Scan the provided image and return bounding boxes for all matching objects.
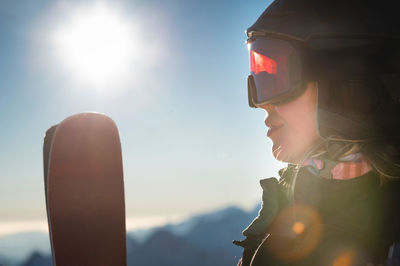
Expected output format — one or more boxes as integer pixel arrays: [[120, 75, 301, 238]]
[[0, 0, 285, 236]]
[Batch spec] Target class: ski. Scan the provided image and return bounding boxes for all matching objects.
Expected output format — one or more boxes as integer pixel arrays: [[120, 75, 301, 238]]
[[43, 113, 127, 266]]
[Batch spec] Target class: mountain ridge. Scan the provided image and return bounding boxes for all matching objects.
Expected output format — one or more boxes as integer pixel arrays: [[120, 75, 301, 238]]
[[0, 204, 260, 266]]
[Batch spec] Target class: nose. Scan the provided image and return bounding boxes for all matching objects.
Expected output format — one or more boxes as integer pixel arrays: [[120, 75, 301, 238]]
[[257, 104, 277, 127]]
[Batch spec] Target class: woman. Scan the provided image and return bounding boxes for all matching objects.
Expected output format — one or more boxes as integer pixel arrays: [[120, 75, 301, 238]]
[[234, 0, 400, 265]]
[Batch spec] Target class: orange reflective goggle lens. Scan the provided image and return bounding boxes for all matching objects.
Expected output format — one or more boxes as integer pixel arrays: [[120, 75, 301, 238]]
[[248, 37, 303, 106]]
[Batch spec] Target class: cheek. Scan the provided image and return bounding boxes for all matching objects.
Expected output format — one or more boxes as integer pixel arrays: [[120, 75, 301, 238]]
[[274, 101, 319, 156], [275, 95, 318, 136]]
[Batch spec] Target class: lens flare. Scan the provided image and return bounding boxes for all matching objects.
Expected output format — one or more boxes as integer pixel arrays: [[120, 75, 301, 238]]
[[333, 251, 356, 266], [266, 203, 322, 262], [292, 221, 305, 235]]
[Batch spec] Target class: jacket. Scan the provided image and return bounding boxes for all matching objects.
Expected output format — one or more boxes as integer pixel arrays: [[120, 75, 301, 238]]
[[235, 165, 400, 265]]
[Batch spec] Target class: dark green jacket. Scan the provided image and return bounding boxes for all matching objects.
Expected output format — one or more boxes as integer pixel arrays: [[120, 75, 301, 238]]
[[236, 165, 400, 265]]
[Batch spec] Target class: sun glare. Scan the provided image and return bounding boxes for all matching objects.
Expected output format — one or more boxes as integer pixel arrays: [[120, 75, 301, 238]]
[[51, 3, 137, 88]]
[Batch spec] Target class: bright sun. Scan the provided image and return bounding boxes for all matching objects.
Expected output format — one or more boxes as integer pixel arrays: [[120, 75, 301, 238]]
[[51, 3, 136, 88]]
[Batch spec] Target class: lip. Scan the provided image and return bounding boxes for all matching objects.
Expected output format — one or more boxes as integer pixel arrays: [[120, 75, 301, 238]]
[[267, 124, 284, 137]]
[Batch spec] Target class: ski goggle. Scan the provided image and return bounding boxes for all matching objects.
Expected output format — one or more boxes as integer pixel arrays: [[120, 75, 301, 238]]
[[247, 37, 305, 107]]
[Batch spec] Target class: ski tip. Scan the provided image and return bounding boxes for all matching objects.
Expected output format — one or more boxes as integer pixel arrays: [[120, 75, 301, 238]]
[[61, 112, 119, 130]]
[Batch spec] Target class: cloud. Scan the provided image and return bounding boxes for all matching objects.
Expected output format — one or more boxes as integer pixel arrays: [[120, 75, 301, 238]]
[[0, 220, 48, 237], [126, 214, 188, 231]]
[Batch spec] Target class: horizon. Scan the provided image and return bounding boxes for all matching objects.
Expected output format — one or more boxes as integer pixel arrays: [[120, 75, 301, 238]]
[[0, 202, 259, 238]]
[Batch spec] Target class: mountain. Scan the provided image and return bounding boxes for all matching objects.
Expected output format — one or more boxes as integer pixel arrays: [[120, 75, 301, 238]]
[[184, 206, 254, 254], [19, 252, 51, 266], [0, 254, 11, 266], [129, 204, 260, 241], [12, 204, 261, 266], [127, 230, 219, 266], [126, 205, 260, 266], [0, 232, 50, 265]]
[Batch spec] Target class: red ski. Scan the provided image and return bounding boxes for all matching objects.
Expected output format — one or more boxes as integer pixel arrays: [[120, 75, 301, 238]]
[[43, 113, 126, 266]]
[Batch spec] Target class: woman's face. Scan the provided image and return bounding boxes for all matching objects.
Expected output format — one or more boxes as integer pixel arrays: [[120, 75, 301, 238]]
[[257, 83, 321, 164]]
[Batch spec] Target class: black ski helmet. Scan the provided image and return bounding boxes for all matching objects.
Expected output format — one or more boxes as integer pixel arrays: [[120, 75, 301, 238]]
[[247, 0, 400, 141]]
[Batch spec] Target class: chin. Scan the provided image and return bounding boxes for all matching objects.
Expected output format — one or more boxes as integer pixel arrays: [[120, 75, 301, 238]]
[[272, 144, 302, 164]]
